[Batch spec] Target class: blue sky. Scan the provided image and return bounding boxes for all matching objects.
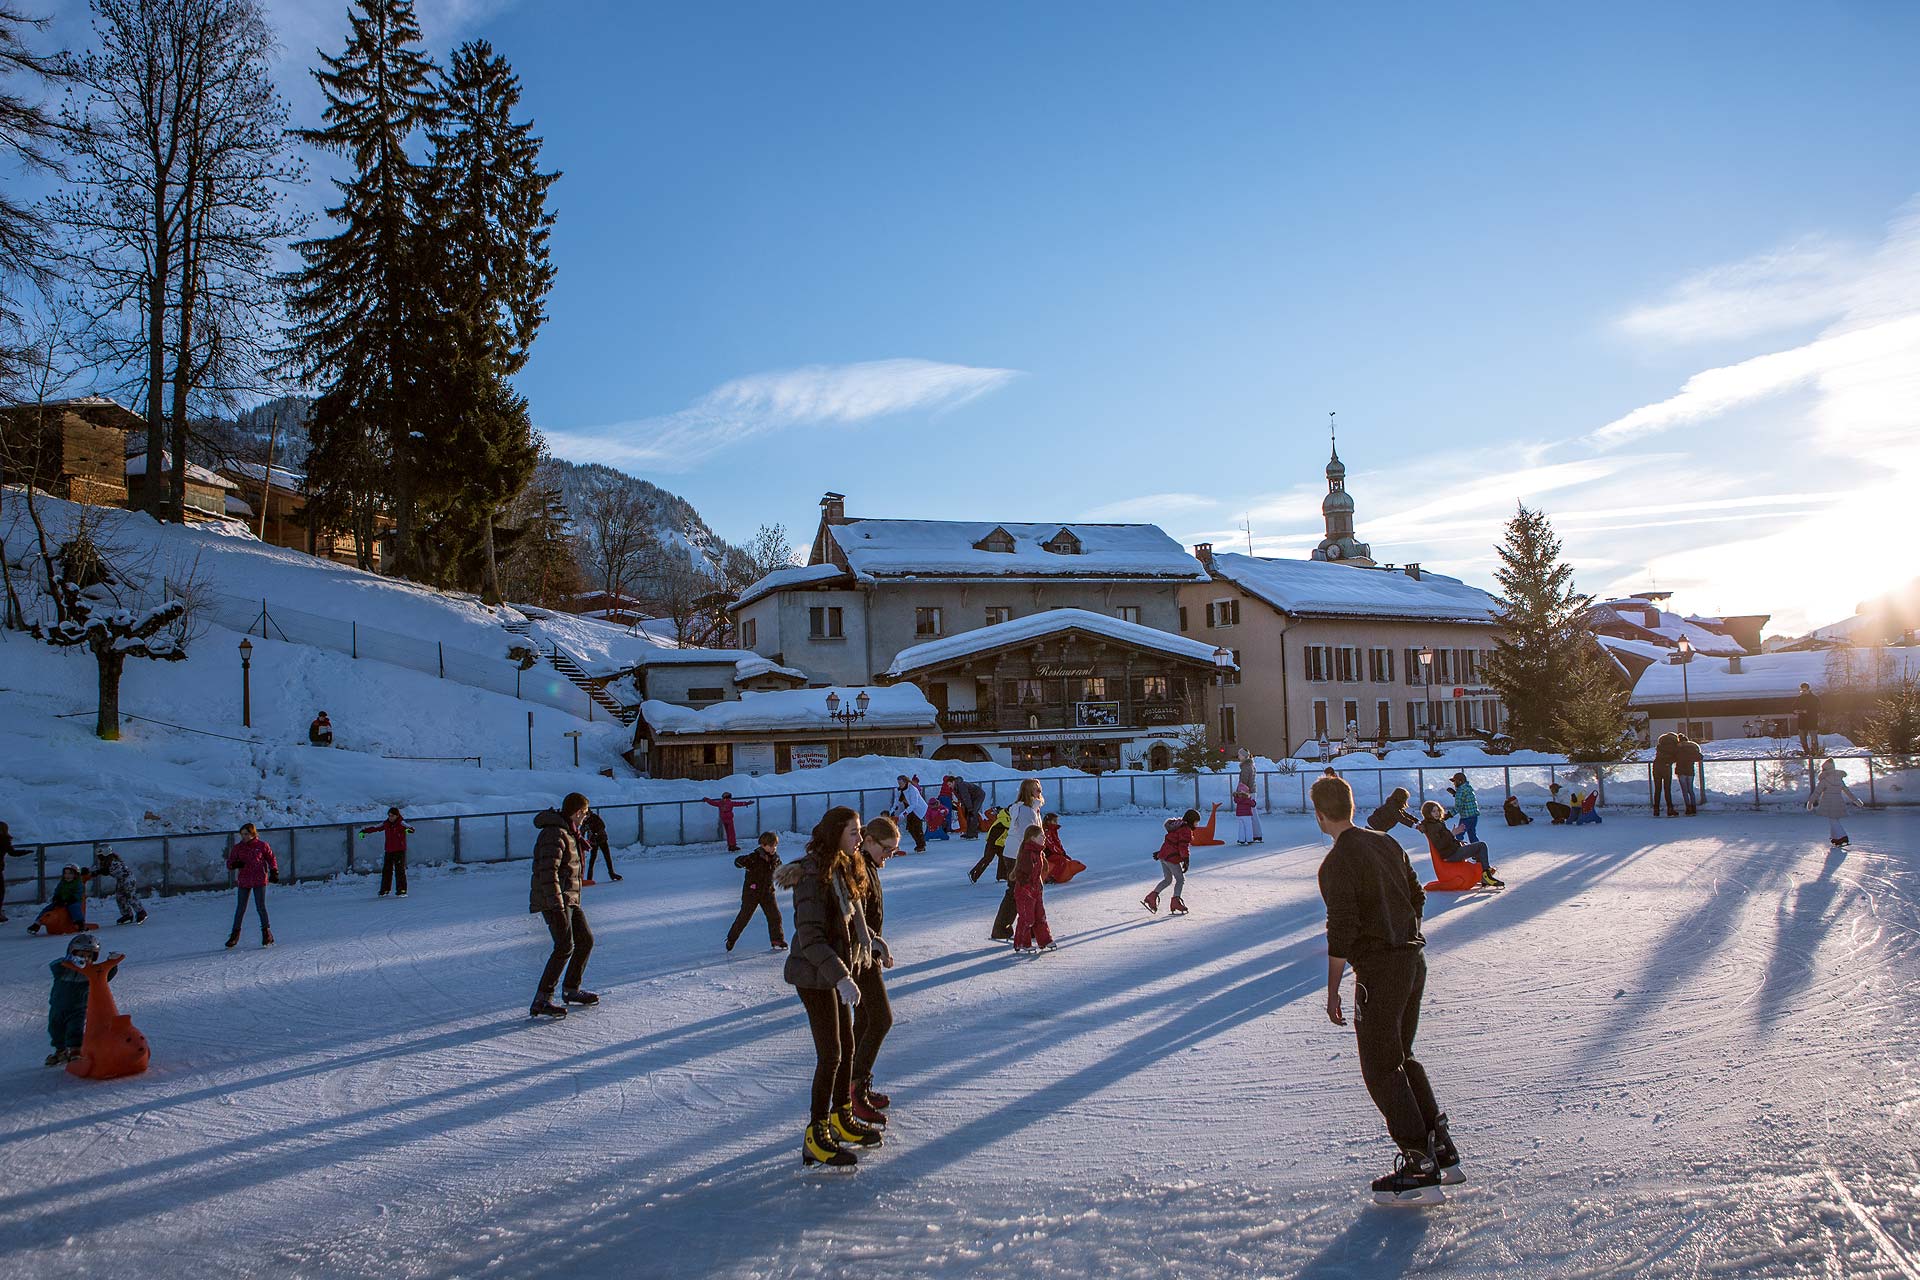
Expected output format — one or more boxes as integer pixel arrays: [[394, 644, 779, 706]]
[[38, 0, 1920, 631]]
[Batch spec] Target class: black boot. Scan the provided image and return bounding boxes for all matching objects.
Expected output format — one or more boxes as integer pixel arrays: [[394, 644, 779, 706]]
[[529, 993, 568, 1018], [1371, 1148, 1444, 1205], [563, 988, 599, 1006], [224, 931, 240, 949], [1430, 1114, 1464, 1185]]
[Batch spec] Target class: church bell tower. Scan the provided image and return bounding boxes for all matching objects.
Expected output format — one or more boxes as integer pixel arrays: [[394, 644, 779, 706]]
[[1312, 414, 1374, 566]]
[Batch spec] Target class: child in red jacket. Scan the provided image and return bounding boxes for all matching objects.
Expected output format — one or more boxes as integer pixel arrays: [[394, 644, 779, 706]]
[[359, 807, 415, 897], [1041, 813, 1086, 884], [1010, 825, 1055, 953], [1144, 809, 1198, 915], [1232, 785, 1258, 844], [225, 823, 278, 949]]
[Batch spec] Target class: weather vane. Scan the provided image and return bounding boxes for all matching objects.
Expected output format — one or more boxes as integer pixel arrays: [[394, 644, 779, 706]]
[[1329, 410, 1337, 452]]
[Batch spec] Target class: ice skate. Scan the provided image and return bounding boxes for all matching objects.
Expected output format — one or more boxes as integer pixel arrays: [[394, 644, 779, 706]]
[[830, 1107, 883, 1148], [850, 1093, 888, 1127], [562, 988, 599, 1006], [857, 1079, 891, 1111], [224, 931, 239, 949], [802, 1120, 856, 1171], [1169, 896, 1188, 915], [1371, 1148, 1445, 1205], [771, 940, 788, 951], [261, 928, 275, 947], [1142, 890, 1160, 914], [529, 995, 568, 1019], [608, 872, 623, 881], [1431, 1114, 1465, 1185]]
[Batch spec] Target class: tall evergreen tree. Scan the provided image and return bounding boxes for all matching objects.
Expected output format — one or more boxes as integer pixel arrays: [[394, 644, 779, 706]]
[[1482, 504, 1600, 750], [1551, 650, 1639, 762], [417, 38, 554, 601], [284, 0, 439, 575]]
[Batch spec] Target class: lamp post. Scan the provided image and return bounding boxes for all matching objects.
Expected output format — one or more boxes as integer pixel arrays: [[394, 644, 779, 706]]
[[1675, 635, 1693, 738], [1419, 645, 1436, 755], [825, 689, 870, 753], [1211, 646, 1233, 747], [238, 637, 253, 728]]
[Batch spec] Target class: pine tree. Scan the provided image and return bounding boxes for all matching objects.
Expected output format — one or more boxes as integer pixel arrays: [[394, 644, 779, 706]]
[[1551, 650, 1639, 762], [284, 0, 440, 576], [1863, 675, 1920, 766], [1482, 505, 1596, 750]]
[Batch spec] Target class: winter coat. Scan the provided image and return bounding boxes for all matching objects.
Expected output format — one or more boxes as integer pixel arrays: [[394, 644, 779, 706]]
[[890, 783, 928, 820], [983, 808, 1012, 851], [1502, 796, 1533, 826], [360, 818, 414, 855], [1012, 837, 1048, 888], [777, 853, 856, 990], [1366, 800, 1417, 833], [1004, 802, 1043, 853], [1239, 756, 1257, 793], [735, 846, 781, 896], [1156, 824, 1193, 865], [308, 716, 333, 746], [1417, 817, 1463, 861], [857, 847, 886, 935], [1811, 768, 1860, 819], [581, 811, 610, 852], [528, 810, 584, 914], [226, 838, 277, 888], [1318, 827, 1425, 963], [1795, 690, 1821, 728], [1679, 740, 1704, 775], [1653, 732, 1679, 773], [956, 779, 987, 813], [1232, 791, 1255, 817], [49, 873, 89, 906], [93, 850, 132, 883], [1451, 780, 1480, 818]]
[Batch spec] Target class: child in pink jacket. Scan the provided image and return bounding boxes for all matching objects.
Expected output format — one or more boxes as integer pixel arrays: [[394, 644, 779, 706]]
[[1232, 786, 1258, 844], [225, 823, 278, 949], [703, 793, 752, 852]]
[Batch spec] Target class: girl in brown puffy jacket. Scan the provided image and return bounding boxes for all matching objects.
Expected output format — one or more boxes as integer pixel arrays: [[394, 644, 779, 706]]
[[528, 793, 595, 1018]]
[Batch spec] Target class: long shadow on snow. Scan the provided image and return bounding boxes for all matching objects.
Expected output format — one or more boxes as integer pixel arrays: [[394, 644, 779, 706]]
[[1292, 1203, 1434, 1280], [1749, 842, 1861, 1031]]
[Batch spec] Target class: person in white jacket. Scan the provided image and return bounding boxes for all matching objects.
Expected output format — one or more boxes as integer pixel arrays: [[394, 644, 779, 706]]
[[890, 776, 928, 852], [1809, 759, 1862, 846], [991, 779, 1045, 942]]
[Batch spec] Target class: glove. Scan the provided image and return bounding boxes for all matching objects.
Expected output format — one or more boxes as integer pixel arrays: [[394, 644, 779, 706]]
[[269, 869, 280, 883], [872, 936, 893, 969], [835, 976, 861, 1007]]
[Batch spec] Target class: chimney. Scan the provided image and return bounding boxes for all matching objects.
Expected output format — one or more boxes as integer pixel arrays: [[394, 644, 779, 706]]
[[1727, 654, 1742, 674], [1193, 542, 1214, 568], [820, 492, 847, 525], [1404, 562, 1421, 581]]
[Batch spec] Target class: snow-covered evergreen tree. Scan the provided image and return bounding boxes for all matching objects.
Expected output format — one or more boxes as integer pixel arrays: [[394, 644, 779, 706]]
[[1551, 650, 1639, 762], [1864, 675, 1920, 766]]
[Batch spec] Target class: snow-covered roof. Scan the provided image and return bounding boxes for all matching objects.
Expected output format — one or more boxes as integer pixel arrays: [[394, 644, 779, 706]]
[[1630, 648, 1920, 706], [1588, 599, 1747, 657], [825, 519, 1208, 584], [1206, 552, 1499, 622], [733, 654, 809, 685], [641, 684, 937, 738], [220, 458, 306, 494], [729, 562, 853, 610], [224, 495, 254, 518], [884, 607, 1231, 677], [125, 453, 234, 489], [631, 646, 760, 669], [1595, 634, 1670, 662]]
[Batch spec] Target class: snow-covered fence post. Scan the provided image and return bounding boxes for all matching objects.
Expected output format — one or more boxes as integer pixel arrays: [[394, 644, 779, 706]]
[[1130, 776, 1137, 807], [677, 802, 685, 845], [344, 826, 355, 873], [288, 828, 298, 882], [503, 814, 511, 860], [1193, 776, 1200, 810], [1416, 768, 1425, 805], [438, 641, 445, 679], [452, 816, 463, 863], [788, 795, 796, 835], [1503, 767, 1512, 804]]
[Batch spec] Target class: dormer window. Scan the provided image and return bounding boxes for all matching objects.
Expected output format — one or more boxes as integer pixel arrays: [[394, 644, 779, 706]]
[[1041, 527, 1082, 555], [974, 526, 1016, 554]]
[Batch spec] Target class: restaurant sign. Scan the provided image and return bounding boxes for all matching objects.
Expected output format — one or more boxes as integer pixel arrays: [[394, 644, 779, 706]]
[[1035, 663, 1094, 677]]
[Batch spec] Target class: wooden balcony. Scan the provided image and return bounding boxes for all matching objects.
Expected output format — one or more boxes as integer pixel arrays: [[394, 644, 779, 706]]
[[937, 701, 1194, 734]]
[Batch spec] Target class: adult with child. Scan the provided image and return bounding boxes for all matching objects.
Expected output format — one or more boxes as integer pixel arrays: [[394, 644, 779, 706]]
[[225, 824, 277, 949], [1311, 774, 1464, 1205], [1237, 748, 1265, 842], [726, 831, 787, 952], [775, 806, 885, 1170], [849, 815, 901, 1125], [989, 779, 1045, 941], [1417, 802, 1503, 888], [529, 793, 597, 1018], [358, 808, 416, 897]]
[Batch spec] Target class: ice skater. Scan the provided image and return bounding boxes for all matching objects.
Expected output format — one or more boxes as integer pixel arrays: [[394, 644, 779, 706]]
[[703, 793, 752, 852], [889, 776, 928, 853], [1041, 813, 1086, 884], [582, 809, 620, 883], [726, 831, 787, 952], [1367, 788, 1418, 836], [1810, 759, 1861, 847], [529, 793, 597, 1017], [27, 863, 93, 935], [1232, 785, 1258, 844], [1418, 801, 1503, 888], [358, 808, 415, 897], [850, 815, 899, 1126], [45, 933, 110, 1067], [1237, 748, 1265, 841], [1448, 773, 1481, 841], [1545, 784, 1572, 825], [775, 806, 883, 1170], [225, 824, 277, 948], [1011, 824, 1056, 953], [91, 845, 147, 924], [1311, 774, 1463, 1205], [1144, 809, 1197, 915], [988, 780, 1045, 941]]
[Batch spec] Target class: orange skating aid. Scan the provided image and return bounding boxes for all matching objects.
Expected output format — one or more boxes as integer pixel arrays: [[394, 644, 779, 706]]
[[1424, 853, 1486, 893], [39, 904, 84, 936], [64, 953, 150, 1080], [1190, 803, 1226, 847]]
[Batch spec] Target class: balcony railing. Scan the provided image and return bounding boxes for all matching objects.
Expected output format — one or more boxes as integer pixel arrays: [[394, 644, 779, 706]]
[[937, 702, 1195, 733]]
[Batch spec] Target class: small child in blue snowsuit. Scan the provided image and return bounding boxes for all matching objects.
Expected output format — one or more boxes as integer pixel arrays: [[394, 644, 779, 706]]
[[46, 933, 106, 1066]]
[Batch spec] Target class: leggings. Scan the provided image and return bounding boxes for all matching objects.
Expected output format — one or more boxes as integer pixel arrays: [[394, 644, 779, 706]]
[[586, 841, 615, 879], [798, 985, 855, 1122], [851, 965, 892, 1086], [1154, 861, 1187, 897], [231, 885, 270, 935], [1442, 841, 1491, 870], [538, 905, 593, 995]]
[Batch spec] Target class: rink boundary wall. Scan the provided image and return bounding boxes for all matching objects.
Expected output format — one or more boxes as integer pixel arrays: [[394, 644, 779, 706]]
[[6, 753, 1911, 903]]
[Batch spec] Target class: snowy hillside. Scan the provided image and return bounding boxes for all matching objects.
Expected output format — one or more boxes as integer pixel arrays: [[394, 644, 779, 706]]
[[3, 811, 1917, 1277]]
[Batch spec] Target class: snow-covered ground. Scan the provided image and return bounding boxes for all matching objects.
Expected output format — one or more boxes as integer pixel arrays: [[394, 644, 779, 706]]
[[4, 811, 1918, 1278]]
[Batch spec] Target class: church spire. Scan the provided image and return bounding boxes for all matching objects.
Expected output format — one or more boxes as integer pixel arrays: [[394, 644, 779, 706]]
[[1313, 411, 1373, 566]]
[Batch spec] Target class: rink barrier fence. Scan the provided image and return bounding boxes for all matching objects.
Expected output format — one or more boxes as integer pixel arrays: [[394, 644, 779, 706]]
[[5, 752, 1909, 903]]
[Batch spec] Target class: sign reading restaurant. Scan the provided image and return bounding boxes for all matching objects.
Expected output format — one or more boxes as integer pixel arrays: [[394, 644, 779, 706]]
[[1034, 663, 1095, 677]]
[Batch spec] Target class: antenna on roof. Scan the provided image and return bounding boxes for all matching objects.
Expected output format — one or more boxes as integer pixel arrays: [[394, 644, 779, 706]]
[[1243, 514, 1253, 555]]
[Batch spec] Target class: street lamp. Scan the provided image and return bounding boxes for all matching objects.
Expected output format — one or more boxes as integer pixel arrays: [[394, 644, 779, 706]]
[[1418, 645, 1436, 756], [238, 637, 253, 728], [1675, 635, 1693, 738], [825, 689, 870, 751], [1212, 647, 1233, 747]]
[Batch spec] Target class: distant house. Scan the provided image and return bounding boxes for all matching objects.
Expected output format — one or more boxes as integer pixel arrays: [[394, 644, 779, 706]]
[[621, 645, 810, 776], [217, 459, 384, 570], [565, 590, 650, 626], [125, 452, 237, 522], [0, 398, 141, 507], [1586, 593, 1767, 658], [639, 684, 939, 780], [1630, 646, 1920, 741]]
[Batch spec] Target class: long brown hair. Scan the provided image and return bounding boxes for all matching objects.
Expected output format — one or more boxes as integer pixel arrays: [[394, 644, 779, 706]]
[[805, 805, 859, 885], [1017, 777, 1042, 806]]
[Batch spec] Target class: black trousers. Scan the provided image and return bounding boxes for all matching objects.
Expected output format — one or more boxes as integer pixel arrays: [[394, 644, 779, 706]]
[[991, 878, 1018, 940], [904, 813, 925, 851], [538, 904, 593, 995], [380, 851, 408, 895], [851, 964, 892, 1085], [727, 888, 785, 948], [1353, 949, 1442, 1154], [586, 840, 615, 879], [1652, 769, 1674, 813], [798, 985, 854, 1122]]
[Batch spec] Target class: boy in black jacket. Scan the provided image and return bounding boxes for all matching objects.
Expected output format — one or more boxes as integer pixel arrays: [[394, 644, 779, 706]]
[[726, 832, 787, 952], [1313, 775, 1463, 1205]]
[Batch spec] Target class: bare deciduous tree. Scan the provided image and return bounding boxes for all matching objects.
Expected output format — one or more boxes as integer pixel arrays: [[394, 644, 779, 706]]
[[576, 470, 653, 604]]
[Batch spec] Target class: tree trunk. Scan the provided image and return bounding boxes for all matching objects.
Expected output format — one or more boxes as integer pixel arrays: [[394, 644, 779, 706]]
[[480, 510, 501, 605], [143, 252, 169, 518], [95, 644, 126, 741]]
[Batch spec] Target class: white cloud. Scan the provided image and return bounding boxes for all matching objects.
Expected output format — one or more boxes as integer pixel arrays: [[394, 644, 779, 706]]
[[1616, 237, 1864, 344], [544, 358, 1019, 472], [1078, 492, 1218, 520]]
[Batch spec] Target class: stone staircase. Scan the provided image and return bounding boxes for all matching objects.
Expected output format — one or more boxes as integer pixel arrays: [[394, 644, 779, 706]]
[[506, 612, 638, 724]]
